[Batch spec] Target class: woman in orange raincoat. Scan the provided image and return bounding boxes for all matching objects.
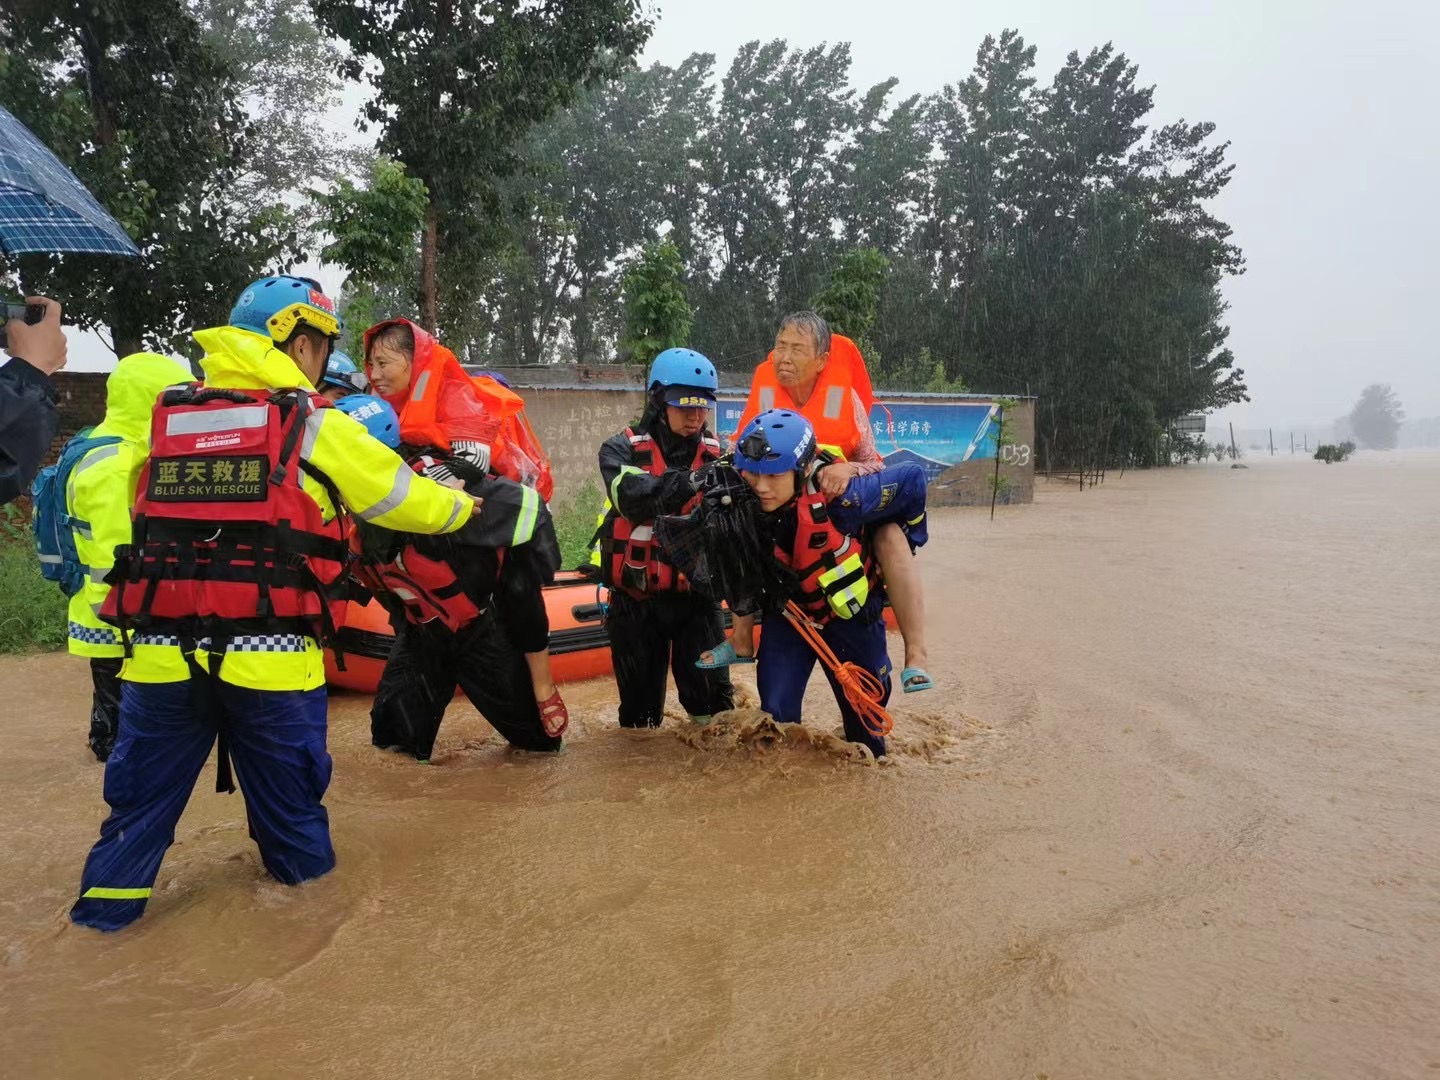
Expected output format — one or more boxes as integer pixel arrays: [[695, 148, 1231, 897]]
[[365, 318, 567, 736]]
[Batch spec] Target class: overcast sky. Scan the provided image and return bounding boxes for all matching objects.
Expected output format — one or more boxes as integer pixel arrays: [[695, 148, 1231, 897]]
[[642, 0, 1440, 430], [61, 0, 1440, 428]]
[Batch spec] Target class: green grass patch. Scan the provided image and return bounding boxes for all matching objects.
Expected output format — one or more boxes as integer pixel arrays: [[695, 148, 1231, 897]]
[[0, 542, 69, 653], [552, 481, 605, 571]]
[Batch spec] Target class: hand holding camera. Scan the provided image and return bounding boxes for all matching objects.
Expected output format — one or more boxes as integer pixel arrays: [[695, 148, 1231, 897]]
[[2, 297, 67, 375]]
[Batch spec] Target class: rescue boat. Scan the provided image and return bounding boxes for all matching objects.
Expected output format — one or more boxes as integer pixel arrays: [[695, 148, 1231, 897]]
[[324, 572, 899, 692], [324, 571, 606, 692]]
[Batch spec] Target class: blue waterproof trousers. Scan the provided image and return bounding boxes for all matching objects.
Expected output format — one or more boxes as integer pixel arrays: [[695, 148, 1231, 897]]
[[70, 680, 334, 931], [831, 461, 930, 549], [756, 597, 893, 758]]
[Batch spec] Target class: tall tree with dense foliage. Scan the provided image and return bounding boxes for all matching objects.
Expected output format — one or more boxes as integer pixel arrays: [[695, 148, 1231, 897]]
[[308, 0, 653, 332], [291, 28, 1247, 465], [692, 41, 868, 369], [193, 0, 352, 220], [315, 156, 429, 352], [0, 0, 303, 355], [812, 248, 890, 348], [1349, 384, 1404, 449], [618, 240, 692, 369]]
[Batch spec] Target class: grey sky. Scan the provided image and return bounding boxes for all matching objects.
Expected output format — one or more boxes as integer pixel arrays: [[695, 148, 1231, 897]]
[[61, 0, 1440, 430], [641, 0, 1440, 429]]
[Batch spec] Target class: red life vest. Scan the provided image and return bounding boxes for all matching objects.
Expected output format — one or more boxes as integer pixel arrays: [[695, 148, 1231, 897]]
[[347, 526, 484, 632], [345, 454, 506, 632], [773, 486, 878, 624], [102, 386, 349, 644], [600, 427, 720, 599]]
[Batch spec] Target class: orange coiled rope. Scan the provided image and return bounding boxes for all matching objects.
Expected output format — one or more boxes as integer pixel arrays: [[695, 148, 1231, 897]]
[[782, 601, 894, 738]]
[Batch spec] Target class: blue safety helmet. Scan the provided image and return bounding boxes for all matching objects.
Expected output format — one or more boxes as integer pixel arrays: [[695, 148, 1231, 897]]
[[734, 409, 817, 475], [320, 351, 368, 395], [230, 275, 343, 344], [334, 394, 400, 449], [648, 348, 718, 407]]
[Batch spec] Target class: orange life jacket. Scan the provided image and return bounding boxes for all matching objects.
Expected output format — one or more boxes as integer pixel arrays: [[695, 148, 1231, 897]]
[[772, 486, 878, 625], [599, 427, 720, 600], [366, 319, 555, 502], [735, 334, 874, 460]]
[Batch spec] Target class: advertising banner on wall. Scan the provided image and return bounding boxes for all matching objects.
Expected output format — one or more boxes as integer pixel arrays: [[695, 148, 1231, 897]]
[[716, 398, 1011, 481]]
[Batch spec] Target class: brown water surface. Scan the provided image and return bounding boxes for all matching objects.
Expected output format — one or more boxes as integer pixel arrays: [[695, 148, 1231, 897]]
[[2, 453, 1437, 1079]]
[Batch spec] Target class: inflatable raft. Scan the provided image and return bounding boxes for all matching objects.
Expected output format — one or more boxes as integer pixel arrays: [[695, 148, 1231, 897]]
[[324, 571, 608, 692], [324, 571, 899, 693]]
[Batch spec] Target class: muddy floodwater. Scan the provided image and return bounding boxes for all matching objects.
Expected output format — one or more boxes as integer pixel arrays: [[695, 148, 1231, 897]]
[[2, 453, 1437, 1079]]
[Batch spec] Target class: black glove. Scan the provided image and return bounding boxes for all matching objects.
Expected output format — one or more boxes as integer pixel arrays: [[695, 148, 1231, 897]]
[[659, 467, 701, 512], [689, 461, 718, 492]]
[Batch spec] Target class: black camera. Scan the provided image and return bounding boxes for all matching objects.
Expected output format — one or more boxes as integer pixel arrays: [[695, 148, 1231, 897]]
[[0, 299, 49, 353]]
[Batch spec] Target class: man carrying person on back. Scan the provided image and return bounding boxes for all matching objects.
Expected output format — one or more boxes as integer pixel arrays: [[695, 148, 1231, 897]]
[[734, 312, 933, 693]]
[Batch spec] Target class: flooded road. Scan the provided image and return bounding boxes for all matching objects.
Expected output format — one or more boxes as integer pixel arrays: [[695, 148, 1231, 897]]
[[3, 453, 1437, 1079]]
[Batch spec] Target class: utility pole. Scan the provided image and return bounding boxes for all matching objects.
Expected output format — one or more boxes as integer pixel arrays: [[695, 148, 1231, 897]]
[[1291, 432, 1295, 455], [1269, 428, 1275, 456], [1229, 422, 1238, 461], [990, 404, 1004, 521]]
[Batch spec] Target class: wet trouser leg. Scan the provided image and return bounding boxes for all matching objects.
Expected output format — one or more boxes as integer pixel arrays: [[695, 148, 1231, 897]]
[[815, 612, 892, 758], [495, 547, 551, 655], [756, 611, 819, 727], [88, 657, 124, 762], [606, 591, 671, 728], [70, 680, 217, 931], [371, 621, 453, 760], [757, 607, 891, 758], [223, 684, 335, 886], [453, 609, 562, 752], [842, 462, 930, 549], [668, 596, 734, 719]]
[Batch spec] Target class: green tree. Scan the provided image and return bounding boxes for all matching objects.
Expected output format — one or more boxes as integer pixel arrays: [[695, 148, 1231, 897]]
[[619, 240, 692, 369], [927, 28, 1037, 366], [288, 29, 1252, 467], [693, 40, 865, 368], [318, 157, 428, 286], [315, 156, 429, 352], [1348, 384, 1404, 449], [309, 0, 653, 332], [1314, 441, 1355, 464], [930, 35, 1247, 468], [193, 0, 353, 220], [476, 58, 715, 367], [840, 87, 930, 255], [1, 0, 302, 355], [812, 248, 890, 347]]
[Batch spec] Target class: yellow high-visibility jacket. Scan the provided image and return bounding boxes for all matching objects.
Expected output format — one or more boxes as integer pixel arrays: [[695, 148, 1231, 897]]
[[66, 352, 195, 659], [120, 326, 473, 691]]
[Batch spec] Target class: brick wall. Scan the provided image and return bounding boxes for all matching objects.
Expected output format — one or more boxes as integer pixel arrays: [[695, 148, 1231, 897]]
[[45, 371, 109, 463]]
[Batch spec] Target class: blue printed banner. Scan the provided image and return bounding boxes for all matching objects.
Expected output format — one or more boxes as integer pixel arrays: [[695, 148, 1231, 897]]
[[717, 398, 1001, 481]]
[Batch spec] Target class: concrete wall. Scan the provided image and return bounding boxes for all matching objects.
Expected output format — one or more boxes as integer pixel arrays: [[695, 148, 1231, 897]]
[[45, 367, 1036, 509], [920, 396, 1036, 508], [496, 372, 1037, 508]]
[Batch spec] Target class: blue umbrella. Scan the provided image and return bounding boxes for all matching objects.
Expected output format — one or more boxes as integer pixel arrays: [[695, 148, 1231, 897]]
[[0, 105, 140, 258]]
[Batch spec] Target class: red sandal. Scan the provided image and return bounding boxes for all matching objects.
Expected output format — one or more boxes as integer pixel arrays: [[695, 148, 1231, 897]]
[[537, 690, 569, 738]]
